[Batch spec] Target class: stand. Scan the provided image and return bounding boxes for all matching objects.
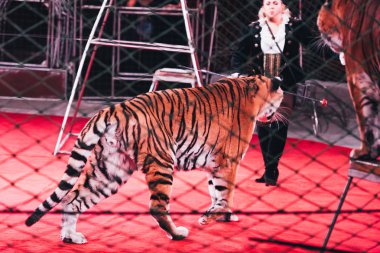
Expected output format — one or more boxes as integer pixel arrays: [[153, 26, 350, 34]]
[[54, 0, 205, 155]]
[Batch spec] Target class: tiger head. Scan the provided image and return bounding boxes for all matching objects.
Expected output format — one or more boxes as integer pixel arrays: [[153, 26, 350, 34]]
[[317, 0, 344, 53], [253, 76, 283, 122]]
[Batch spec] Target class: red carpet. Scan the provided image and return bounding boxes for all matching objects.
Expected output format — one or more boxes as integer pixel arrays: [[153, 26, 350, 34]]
[[0, 113, 379, 253]]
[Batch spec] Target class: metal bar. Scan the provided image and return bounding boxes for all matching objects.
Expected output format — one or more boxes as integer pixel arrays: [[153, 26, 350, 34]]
[[73, 0, 77, 59], [299, 0, 303, 68], [180, 0, 202, 86], [0, 65, 66, 72], [64, 3, 70, 66], [178, 64, 226, 78], [117, 72, 153, 77], [91, 39, 192, 52], [321, 176, 353, 253], [53, 0, 111, 155], [56, 150, 72, 155], [56, 132, 80, 155], [206, 0, 218, 82], [79, 0, 84, 59], [197, 0, 202, 63], [113, 76, 153, 81], [82, 96, 129, 101], [116, 7, 121, 77], [83, 5, 198, 14], [0, 62, 48, 67], [81, 4, 114, 9], [47, 1, 52, 67], [54, 133, 71, 155], [111, 0, 117, 98], [312, 101, 319, 136], [118, 10, 184, 16]]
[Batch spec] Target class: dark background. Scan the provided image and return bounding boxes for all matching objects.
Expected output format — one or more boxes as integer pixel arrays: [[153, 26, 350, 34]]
[[0, 0, 345, 98]]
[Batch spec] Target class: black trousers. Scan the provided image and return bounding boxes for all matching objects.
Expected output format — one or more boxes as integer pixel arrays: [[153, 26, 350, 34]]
[[257, 93, 294, 174], [257, 121, 288, 173]]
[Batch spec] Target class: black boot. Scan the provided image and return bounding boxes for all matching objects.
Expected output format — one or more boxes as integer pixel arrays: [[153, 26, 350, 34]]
[[256, 122, 289, 186], [264, 167, 279, 186], [255, 123, 270, 184], [255, 174, 265, 183], [265, 122, 288, 186]]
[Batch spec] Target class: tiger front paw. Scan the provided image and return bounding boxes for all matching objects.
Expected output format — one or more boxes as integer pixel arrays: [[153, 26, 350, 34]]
[[198, 207, 238, 225], [166, 226, 189, 240], [350, 147, 375, 161], [61, 231, 88, 244], [216, 212, 239, 223]]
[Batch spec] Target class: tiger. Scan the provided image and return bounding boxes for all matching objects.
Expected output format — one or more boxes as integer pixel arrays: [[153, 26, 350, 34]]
[[25, 76, 283, 243], [317, 0, 380, 161]]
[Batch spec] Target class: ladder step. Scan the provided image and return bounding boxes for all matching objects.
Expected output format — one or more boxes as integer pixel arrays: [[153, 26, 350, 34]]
[[82, 6, 197, 15], [118, 6, 197, 15], [113, 77, 153, 81], [117, 72, 153, 77], [349, 159, 380, 182], [91, 39, 192, 53], [81, 4, 113, 10]]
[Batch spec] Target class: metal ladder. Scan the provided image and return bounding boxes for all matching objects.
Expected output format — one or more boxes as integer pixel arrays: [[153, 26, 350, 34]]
[[54, 0, 203, 155]]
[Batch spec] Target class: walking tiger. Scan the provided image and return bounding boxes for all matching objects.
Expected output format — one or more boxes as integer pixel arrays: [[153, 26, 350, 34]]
[[25, 76, 283, 243]]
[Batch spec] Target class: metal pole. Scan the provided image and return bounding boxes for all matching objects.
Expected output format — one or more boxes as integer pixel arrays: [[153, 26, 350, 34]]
[[206, 0, 218, 82], [321, 176, 353, 252], [299, 0, 303, 68], [180, 0, 202, 86]]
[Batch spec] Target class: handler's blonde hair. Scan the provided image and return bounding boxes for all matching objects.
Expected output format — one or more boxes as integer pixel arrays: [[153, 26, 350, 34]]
[[258, 2, 292, 20]]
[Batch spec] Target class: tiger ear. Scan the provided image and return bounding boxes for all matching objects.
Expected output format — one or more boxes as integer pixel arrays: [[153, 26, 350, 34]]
[[248, 78, 260, 103], [257, 74, 265, 82], [270, 77, 282, 92], [325, 0, 332, 9]]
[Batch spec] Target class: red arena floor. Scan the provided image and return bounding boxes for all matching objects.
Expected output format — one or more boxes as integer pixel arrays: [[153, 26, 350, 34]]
[[0, 113, 379, 253]]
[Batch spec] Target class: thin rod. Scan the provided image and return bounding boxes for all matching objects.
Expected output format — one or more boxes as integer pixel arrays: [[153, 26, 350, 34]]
[[180, 0, 202, 86], [321, 176, 353, 252]]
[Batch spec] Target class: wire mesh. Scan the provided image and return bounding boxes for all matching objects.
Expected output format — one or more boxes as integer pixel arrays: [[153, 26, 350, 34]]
[[0, 0, 379, 252]]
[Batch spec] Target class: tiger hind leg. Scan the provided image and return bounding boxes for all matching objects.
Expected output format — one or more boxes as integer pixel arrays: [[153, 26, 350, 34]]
[[348, 72, 380, 160], [61, 159, 132, 243], [145, 164, 188, 240], [199, 163, 239, 225]]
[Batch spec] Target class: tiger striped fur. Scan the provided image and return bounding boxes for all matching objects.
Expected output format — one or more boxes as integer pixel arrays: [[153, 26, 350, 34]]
[[318, 0, 380, 160], [25, 76, 283, 243]]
